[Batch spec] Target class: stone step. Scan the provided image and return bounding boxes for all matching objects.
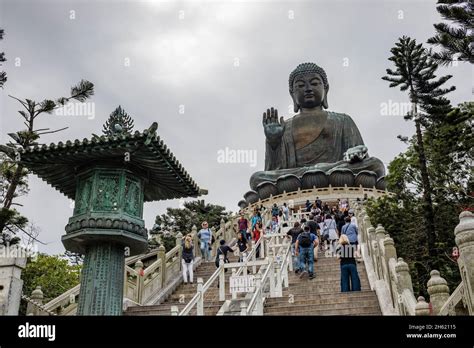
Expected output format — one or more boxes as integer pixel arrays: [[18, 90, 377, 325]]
[[293, 261, 366, 268], [286, 277, 369, 284], [264, 305, 381, 316], [126, 302, 223, 313], [166, 286, 232, 297], [287, 272, 370, 280], [125, 307, 221, 316], [279, 285, 371, 294], [264, 291, 378, 306], [285, 281, 371, 289], [124, 246, 380, 316], [264, 297, 379, 310]]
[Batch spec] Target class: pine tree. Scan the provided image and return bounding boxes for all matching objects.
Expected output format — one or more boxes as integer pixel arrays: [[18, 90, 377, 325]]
[[382, 36, 455, 267], [425, 102, 473, 206], [427, 0, 474, 65], [0, 28, 6, 88], [0, 80, 94, 242]]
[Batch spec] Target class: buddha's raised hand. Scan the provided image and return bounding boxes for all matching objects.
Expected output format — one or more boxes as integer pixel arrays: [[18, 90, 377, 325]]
[[262, 107, 285, 147]]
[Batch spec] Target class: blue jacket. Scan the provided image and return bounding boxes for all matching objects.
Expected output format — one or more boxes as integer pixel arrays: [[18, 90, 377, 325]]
[[342, 223, 358, 243], [198, 228, 212, 242]]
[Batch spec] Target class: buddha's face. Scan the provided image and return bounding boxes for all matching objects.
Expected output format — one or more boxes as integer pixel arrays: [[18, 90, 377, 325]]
[[292, 72, 327, 110]]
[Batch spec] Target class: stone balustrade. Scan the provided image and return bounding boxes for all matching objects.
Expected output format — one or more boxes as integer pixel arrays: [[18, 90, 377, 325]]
[[355, 202, 474, 316], [26, 215, 239, 315]]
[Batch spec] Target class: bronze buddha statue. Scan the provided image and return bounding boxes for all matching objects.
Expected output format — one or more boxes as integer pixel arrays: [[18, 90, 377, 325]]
[[245, 62, 385, 203]]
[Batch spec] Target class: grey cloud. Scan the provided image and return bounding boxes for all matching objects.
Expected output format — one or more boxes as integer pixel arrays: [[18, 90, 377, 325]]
[[0, 0, 471, 254]]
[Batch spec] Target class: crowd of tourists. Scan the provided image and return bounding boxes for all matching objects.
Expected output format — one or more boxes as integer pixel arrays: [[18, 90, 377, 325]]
[[179, 197, 362, 292]]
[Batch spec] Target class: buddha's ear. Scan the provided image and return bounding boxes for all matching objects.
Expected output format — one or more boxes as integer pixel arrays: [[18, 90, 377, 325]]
[[323, 85, 329, 109], [290, 92, 300, 113]]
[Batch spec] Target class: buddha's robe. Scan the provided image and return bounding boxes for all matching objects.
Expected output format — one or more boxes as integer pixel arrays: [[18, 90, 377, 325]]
[[250, 111, 385, 191]]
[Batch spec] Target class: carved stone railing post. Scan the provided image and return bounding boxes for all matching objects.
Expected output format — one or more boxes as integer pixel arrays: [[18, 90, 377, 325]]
[[362, 215, 371, 244], [240, 301, 248, 316], [192, 225, 199, 258], [395, 258, 414, 294], [196, 278, 204, 315], [134, 260, 144, 304], [219, 255, 225, 301], [175, 232, 183, 271], [427, 270, 450, 315], [415, 296, 430, 316], [26, 286, 44, 316], [275, 261, 283, 297], [383, 236, 397, 264], [157, 245, 166, 287], [171, 305, 179, 316], [367, 226, 376, 260], [254, 273, 263, 315], [375, 224, 387, 241], [454, 211, 474, 314], [0, 253, 27, 315]]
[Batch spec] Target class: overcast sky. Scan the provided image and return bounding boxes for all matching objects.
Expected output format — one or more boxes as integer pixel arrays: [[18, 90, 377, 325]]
[[0, 0, 471, 255]]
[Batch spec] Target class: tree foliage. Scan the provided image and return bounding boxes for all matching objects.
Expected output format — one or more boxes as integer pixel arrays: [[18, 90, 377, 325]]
[[0, 28, 6, 88], [154, 200, 231, 234], [366, 102, 472, 295], [20, 254, 82, 315], [427, 0, 474, 65], [0, 153, 28, 246], [151, 200, 231, 251], [382, 36, 455, 267], [0, 80, 94, 244]]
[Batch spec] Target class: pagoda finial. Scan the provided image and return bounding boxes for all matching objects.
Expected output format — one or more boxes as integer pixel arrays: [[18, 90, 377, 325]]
[[102, 106, 134, 136]]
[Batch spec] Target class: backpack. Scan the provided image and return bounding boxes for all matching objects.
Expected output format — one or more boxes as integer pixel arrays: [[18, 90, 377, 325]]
[[322, 222, 329, 236], [299, 232, 312, 248], [215, 246, 230, 267]]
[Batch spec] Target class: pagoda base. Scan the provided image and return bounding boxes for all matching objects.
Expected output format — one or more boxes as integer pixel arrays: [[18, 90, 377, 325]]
[[62, 228, 148, 256]]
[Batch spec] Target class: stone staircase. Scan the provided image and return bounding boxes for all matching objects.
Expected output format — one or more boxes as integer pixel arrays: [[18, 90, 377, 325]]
[[263, 250, 381, 315], [125, 254, 239, 316], [125, 247, 381, 316]]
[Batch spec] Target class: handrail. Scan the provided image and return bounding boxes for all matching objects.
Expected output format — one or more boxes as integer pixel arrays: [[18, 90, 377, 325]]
[[245, 186, 393, 212], [21, 294, 58, 316], [401, 289, 417, 316], [439, 282, 465, 316], [177, 215, 293, 316], [245, 238, 291, 315], [179, 263, 225, 316], [247, 257, 274, 314], [201, 264, 225, 294], [279, 240, 292, 274], [41, 230, 190, 315], [235, 235, 263, 276]]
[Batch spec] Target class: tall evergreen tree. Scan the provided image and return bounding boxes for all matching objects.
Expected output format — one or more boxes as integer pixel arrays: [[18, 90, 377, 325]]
[[382, 36, 455, 267], [0, 80, 94, 242], [427, 0, 473, 65], [0, 28, 6, 88]]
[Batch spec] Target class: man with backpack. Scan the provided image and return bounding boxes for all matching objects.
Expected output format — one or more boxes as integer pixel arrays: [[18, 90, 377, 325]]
[[295, 226, 318, 280], [286, 221, 303, 271]]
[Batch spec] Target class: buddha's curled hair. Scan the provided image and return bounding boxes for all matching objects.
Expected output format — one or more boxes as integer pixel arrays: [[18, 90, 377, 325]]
[[289, 62, 329, 92]]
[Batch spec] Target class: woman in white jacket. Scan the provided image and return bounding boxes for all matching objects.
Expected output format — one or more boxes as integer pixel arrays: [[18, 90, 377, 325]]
[[323, 214, 338, 256]]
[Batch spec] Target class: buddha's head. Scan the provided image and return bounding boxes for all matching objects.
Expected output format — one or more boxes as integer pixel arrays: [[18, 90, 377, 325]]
[[289, 62, 329, 112]]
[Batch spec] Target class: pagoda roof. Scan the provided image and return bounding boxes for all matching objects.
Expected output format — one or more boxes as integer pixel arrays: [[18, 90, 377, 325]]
[[17, 126, 204, 202]]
